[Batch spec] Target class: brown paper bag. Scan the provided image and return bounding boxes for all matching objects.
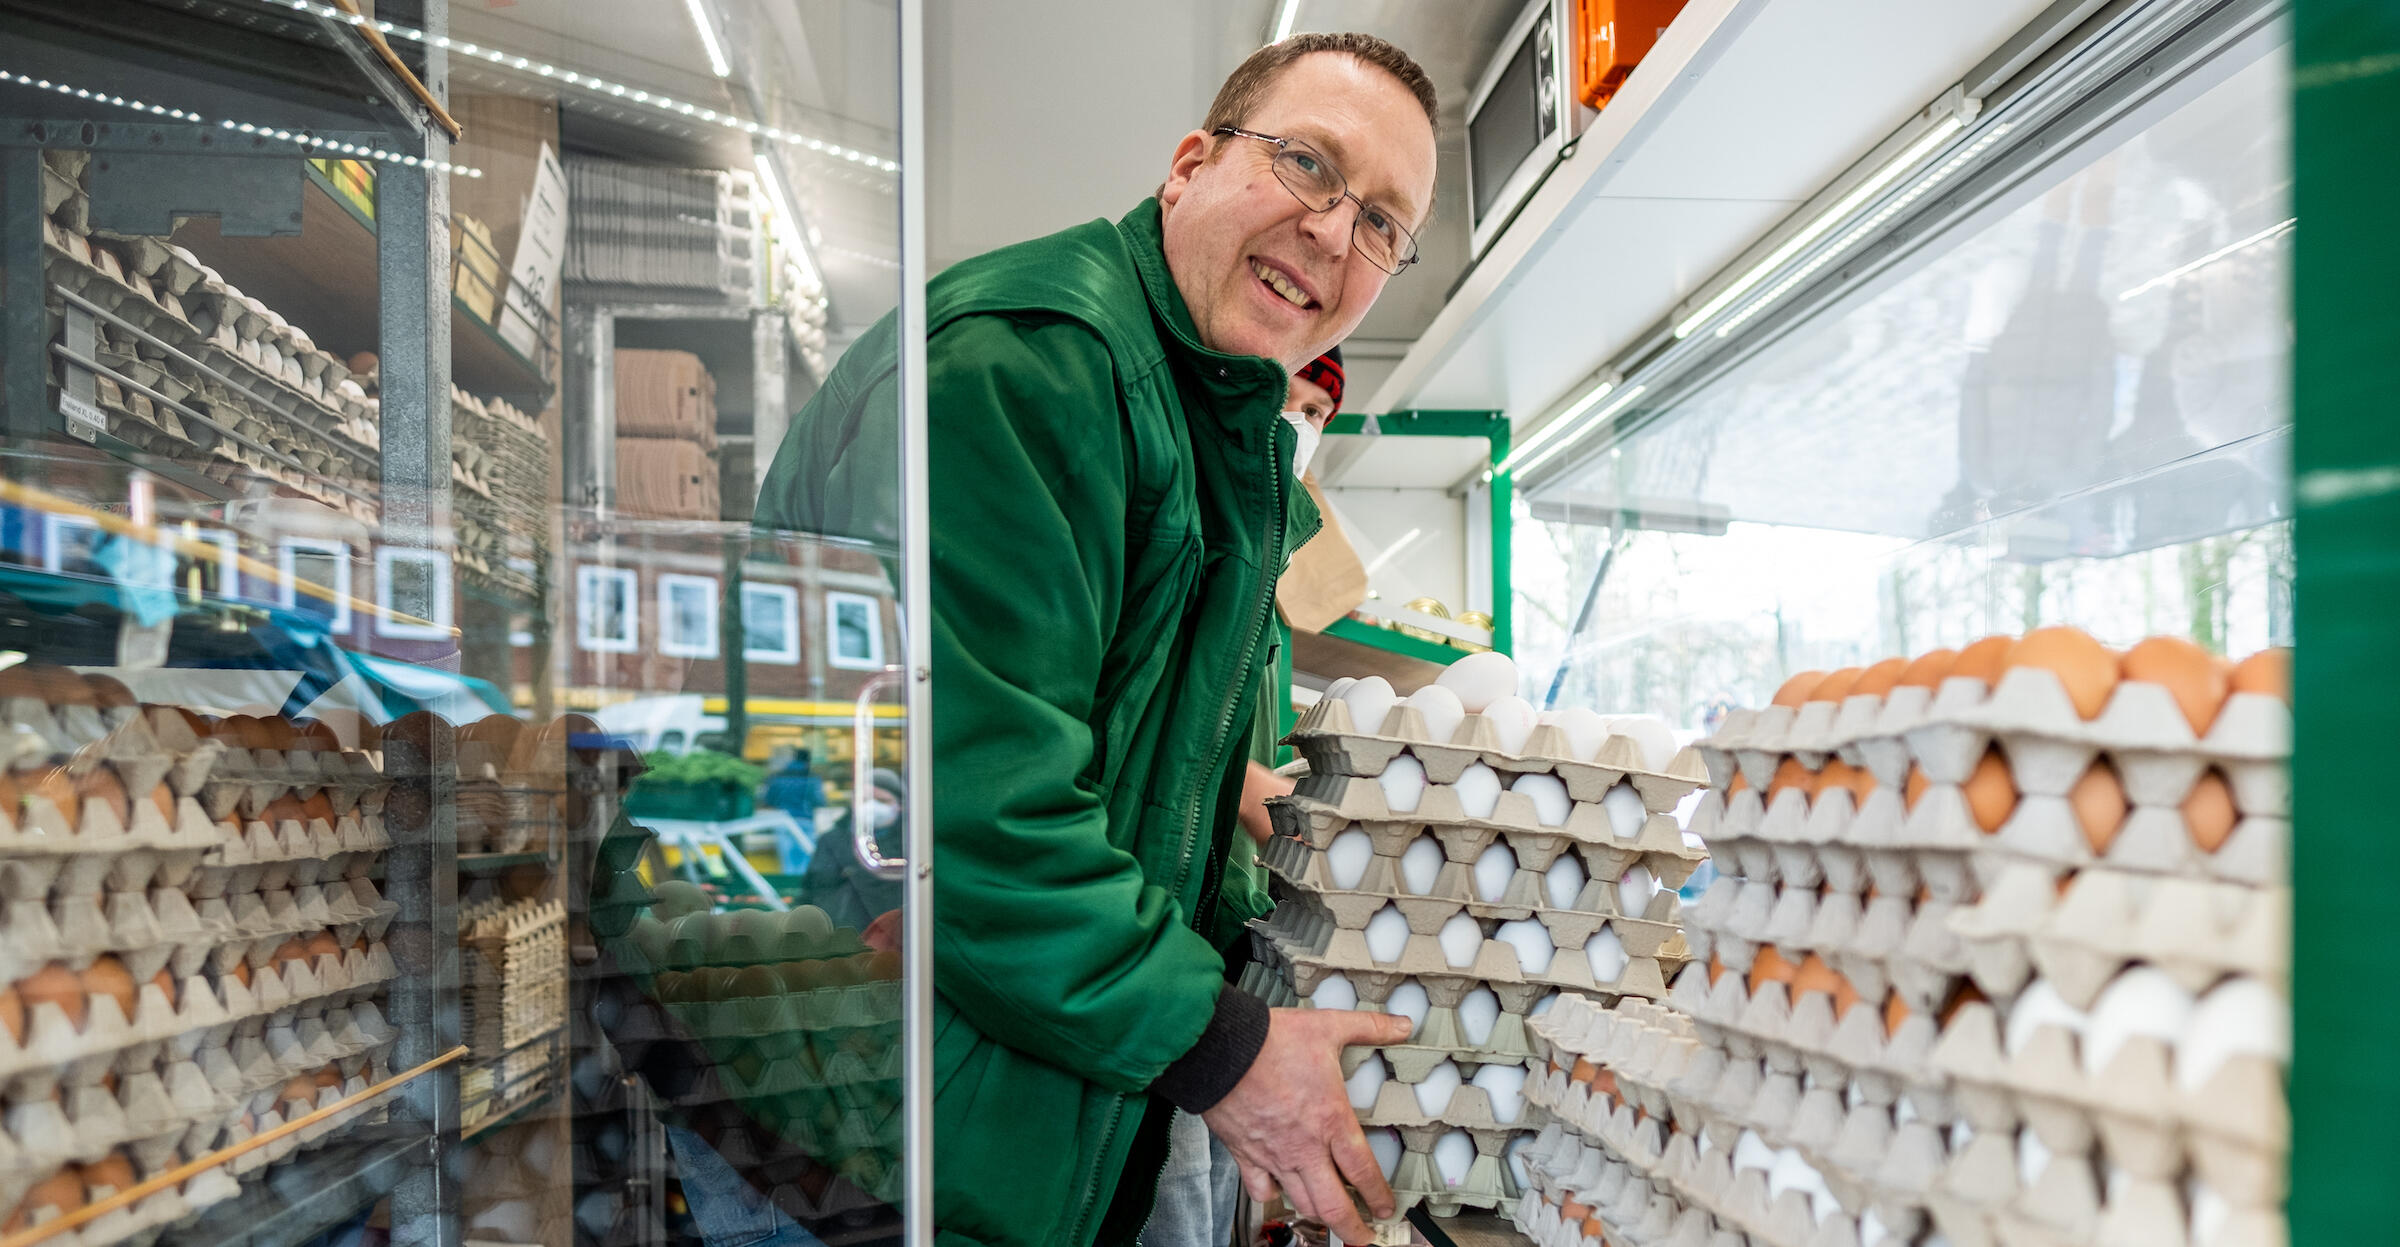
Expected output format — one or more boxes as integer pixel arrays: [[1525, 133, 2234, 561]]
[[1276, 476, 1368, 632]]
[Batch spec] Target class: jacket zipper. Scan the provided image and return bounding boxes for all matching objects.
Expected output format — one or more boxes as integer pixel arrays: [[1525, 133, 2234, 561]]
[[1068, 415, 1307, 1246]]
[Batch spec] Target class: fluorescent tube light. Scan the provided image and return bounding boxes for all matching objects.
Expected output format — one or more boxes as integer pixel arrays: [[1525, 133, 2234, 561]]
[[1269, 0, 1302, 43], [753, 155, 822, 291], [1496, 378, 1618, 474], [1673, 114, 1965, 339], [684, 0, 732, 78], [2118, 217, 2295, 301], [1511, 385, 1648, 480]]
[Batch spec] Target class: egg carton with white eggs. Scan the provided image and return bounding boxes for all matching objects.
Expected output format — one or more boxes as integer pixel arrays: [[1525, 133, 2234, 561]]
[[1252, 897, 1676, 1004], [626, 897, 872, 973], [1238, 955, 1555, 1088], [1683, 879, 1966, 1018], [1658, 958, 1957, 1119], [1690, 771, 1982, 904], [1947, 862, 2285, 1008], [1922, 1116, 2287, 1247]]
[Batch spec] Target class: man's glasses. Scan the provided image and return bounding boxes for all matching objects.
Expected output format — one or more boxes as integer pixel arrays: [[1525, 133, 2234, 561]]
[[1212, 127, 1420, 276]]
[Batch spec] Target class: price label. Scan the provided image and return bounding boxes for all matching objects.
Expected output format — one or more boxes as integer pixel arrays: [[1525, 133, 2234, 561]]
[[59, 392, 104, 442]]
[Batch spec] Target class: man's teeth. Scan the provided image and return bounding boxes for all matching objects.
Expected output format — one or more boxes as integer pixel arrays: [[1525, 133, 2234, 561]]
[[1253, 261, 1309, 308]]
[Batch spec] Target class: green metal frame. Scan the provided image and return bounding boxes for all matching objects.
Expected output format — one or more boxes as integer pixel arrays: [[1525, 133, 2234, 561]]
[[2291, 4, 2396, 1239], [1280, 409, 1510, 746]]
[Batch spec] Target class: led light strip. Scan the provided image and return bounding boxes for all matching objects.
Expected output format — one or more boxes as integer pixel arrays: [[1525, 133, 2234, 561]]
[[1495, 376, 1620, 475], [2, 67, 484, 176], [260, 0, 901, 174], [2117, 217, 2294, 302], [1511, 385, 1648, 480]]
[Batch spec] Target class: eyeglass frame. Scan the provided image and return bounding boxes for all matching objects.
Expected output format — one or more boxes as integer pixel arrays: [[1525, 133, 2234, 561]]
[[1210, 126, 1422, 275]]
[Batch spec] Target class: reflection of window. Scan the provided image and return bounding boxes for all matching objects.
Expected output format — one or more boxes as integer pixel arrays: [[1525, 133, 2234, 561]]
[[578, 565, 639, 653], [659, 730, 686, 752], [43, 516, 101, 575], [826, 590, 883, 670], [658, 574, 720, 658], [742, 583, 801, 664], [279, 538, 353, 632], [375, 548, 453, 639], [175, 529, 242, 602]]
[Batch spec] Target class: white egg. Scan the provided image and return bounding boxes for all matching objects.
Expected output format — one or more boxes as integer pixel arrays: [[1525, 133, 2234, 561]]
[[1618, 865, 1660, 917], [1324, 677, 1356, 703], [1948, 1120, 1975, 1154], [1472, 1063, 1527, 1123], [2179, 977, 2288, 1092], [2083, 967, 2196, 1075], [1766, 1147, 1825, 1204], [1602, 783, 1648, 841], [1414, 1060, 1462, 1116], [1545, 854, 1587, 909], [1808, 1183, 1846, 1227], [1325, 829, 1375, 890], [1458, 987, 1499, 1046], [1617, 715, 1678, 771], [1432, 1129, 1477, 1186], [1346, 1054, 1389, 1110], [1894, 1094, 1920, 1125], [1472, 843, 1518, 903], [1454, 762, 1502, 819], [2016, 1127, 2052, 1186], [1860, 1210, 1891, 1247], [1311, 972, 1357, 1012], [2004, 980, 2089, 1057], [1377, 754, 1428, 814], [1436, 650, 1520, 713], [1367, 1127, 1404, 1179], [1504, 1134, 1534, 1188], [1482, 696, 1539, 754], [1400, 834, 1446, 894], [1512, 773, 1572, 826], [1438, 913, 1485, 968], [1365, 904, 1413, 963], [1551, 707, 1611, 761], [1733, 1129, 1776, 1176], [1586, 927, 1629, 983], [1529, 990, 1560, 1017], [1386, 981, 1430, 1039], [2190, 1179, 2231, 1246], [1405, 683, 1467, 743], [1495, 919, 1555, 975], [1343, 676, 1398, 734]]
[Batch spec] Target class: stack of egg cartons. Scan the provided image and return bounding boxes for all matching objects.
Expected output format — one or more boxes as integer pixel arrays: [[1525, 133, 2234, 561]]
[[1555, 630, 2293, 1247], [1244, 652, 1711, 1233], [1, 668, 402, 1242]]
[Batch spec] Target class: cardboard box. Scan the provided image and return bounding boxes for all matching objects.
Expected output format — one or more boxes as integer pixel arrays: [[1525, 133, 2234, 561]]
[[614, 349, 718, 449], [453, 213, 504, 325], [615, 436, 719, 520]]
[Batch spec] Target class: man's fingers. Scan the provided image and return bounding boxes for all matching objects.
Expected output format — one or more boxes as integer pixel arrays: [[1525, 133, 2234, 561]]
[[1236, 1156, 1279, 1206], [1329, 1124, 1397, 1220], [1344, 1009, 1416, 1045], [1293, 1159, 1372, 1244]]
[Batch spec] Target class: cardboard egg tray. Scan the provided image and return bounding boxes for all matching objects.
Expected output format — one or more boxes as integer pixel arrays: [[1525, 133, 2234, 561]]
[[1925, 993, 2284, 1203], [1252, 902, 1675, 1003], [1683, 879, 1964, 1017], [1237, 957, 1545, 1077], [1659, 963, 1952, 1115], [1513, 1128, 1729, 1247], [1270, 773, 1706, 892], [1376, 1122, 1531, 1227], [625, 912, 872, 973], [1692, 782, 1982, 903], [646, 973, 904, 1045], [1947, 861, 2286, 1004], [1923, 1120, 2287, 1247], [1286, 697, 1712, 813], [2, 874, 396, 989]]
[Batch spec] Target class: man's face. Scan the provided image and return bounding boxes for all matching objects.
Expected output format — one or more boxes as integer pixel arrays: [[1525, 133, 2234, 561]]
[[1160, 54, 1437, 372], [1288, 374, 1338, 430]]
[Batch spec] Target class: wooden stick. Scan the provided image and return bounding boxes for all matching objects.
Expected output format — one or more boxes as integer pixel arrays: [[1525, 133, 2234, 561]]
[[0, 1045, 470, 1247], [327, 0, 465, 141]]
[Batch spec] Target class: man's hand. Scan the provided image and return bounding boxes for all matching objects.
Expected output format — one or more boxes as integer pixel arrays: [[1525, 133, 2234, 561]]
[[1202, 1007, 1415, 1242], [1238, 761, 1296, 846]]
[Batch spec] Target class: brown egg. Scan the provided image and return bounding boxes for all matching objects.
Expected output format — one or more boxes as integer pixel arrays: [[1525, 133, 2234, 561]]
[[1852, 657, 1909, 698], [1726, 771, 1749, 796], [1950, 635, 2017, 683], [1896, 648, 1961, 689], [1831, 975, 1864, 1020], [5, 1169, 85, 1232], [290, 719, 341, 753], [2184, 770, 2238, 853], [2007, 627, 2119, 719], [24, 766, 76, 823], [147, 783, 174, 823], [281, 1074, 318, 1106], [1766, 758, 1820, 803], [226, 960, 252, 988], [0, 985, 21, 1042], [1569, 1058, 1598, 1086], [75, 767, 131, 831], [1791, 953, 1843, 1002], [1817, 760, 1865, 804], [263, 795, 307, 824], [17, 963, 85, 1031], [77, 1154, 135, 1198], [1809, 667, 1864, 704], [148, 969, 176, 1009], [1705, 954, 1726, 986], [2068, 761, 2128, 855], [1771, 671, 1827, 707], [303, 931, 341, 960], [1941, 983, 1988, 1027], [1560, 1201, 1593, 1223], [257, 717, 299, 749], [2121, 636, 2231, 735], [2230, 647, 2291, 704], [81, 675, 136, 711], [1592, 1068, 1618, 1100], [1581, 1214, 1608, 1241], [301, 792, 337, 824], [84, 955, 135, 1022], [1747, 945, 1797, 995], [0, 664, 95, 705], [314, 1065, 343, 1088], [1883, 994, 1911, 1037], [1846, 766, 1879, 801], [1904, 765, 1930, 811], [348, 350, 379, 375], [1962, 749, 2018, 834], [271, 939, 310, 968]]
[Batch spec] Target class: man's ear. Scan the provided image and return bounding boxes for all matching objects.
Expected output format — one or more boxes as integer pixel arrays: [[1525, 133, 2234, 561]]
[[1160, 130, 1212, 210]]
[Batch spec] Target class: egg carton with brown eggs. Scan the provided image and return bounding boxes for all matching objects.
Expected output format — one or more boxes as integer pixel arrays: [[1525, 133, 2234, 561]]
[[3, 871, 394, 990], [1685, 878, 1966, 1018], [1514, 1128, 1718, 1247], [1286, 695, 1711, 813], [1947, 861, 2285, 1006], [1923, 1115, 2287, 1247], [0, 1151, 241, 1247], [1660, 959, 1961, 1124], [1252, 898, 1676, 1005], [1693, 773, 1985, 905]]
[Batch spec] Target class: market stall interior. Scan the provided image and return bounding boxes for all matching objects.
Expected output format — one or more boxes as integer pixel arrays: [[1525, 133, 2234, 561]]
[[0, 0, 2369, 1245]]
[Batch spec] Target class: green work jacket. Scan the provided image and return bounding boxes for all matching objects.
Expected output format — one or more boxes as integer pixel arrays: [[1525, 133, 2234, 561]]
[[756, 199, 1319, 1247]]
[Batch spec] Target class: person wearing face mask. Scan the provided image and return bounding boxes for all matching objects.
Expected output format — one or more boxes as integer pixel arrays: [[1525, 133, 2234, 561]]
[[757, 33, 1437, 1247]]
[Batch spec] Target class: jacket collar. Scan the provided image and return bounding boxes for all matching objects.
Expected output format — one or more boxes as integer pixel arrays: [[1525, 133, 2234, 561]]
[[1118, 199, 1290, 443]]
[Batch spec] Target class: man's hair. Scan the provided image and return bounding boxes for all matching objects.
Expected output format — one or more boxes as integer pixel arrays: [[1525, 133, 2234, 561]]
[[1204, 33, 1439, 139]]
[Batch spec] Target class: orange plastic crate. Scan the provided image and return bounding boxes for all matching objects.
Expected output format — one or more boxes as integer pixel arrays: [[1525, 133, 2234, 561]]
[[1576, 0, 1689, 109]]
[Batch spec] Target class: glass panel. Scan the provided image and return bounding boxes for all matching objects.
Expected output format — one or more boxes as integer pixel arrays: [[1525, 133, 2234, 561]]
[[1522, 44, 2294, 720], [0, 3, 911, 1247]]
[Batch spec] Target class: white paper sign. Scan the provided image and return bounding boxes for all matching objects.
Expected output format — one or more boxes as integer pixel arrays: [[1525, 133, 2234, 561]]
[[502, 142, 569, 358]]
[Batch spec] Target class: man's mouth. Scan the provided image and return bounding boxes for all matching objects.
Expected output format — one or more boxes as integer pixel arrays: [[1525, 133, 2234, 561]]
[[1251, 259, 1318, 311]]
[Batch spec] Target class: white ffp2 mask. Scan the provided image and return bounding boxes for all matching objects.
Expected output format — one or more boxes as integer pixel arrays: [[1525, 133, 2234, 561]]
[[1282, 411, 1321, 480]]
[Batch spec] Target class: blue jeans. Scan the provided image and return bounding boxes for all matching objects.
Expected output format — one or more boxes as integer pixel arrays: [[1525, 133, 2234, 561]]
[[1138, 1109, 1241, 1247], [667, 1126, 831, 1247]]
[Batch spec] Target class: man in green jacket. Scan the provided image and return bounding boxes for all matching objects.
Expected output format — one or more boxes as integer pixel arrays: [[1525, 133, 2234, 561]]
[[757, 32, 1438, 1247]]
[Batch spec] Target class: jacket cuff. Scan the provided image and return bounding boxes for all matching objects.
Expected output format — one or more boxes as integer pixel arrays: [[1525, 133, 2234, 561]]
[[1150, 985, 1270, 1114]]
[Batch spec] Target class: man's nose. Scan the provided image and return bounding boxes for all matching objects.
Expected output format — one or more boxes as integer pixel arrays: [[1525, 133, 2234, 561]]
[[1296, 196, 1357, 263]]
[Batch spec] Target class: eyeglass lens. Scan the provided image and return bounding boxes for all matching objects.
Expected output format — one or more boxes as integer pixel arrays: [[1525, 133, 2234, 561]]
[[1269, 146, 1415, 272]]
